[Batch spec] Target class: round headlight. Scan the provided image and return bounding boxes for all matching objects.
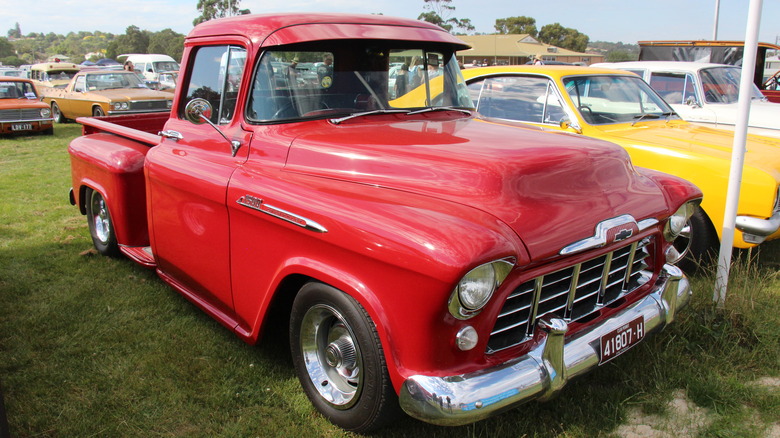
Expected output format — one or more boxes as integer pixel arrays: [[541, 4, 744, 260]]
[[664, 203, 692, 241], [457, 263, 497, 311], [113, 102, 122, 110], [40, 108, 51, 118], [166, 100, 173, 108]]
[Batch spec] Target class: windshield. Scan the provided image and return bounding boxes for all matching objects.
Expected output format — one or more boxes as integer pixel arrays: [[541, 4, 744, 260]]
[[154, 61, 180, 73], [700, 66, 765, 103], [247, 43, 472, 122], [85, 72, 148, 90], [563, 75, 677, 125], [0, 80, 37, 99]]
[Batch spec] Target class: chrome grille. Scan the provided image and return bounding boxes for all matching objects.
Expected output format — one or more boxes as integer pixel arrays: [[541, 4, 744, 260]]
[[488, 237, 654, 353], [0, 108, 42, 121], [129, 100, 168, 111]]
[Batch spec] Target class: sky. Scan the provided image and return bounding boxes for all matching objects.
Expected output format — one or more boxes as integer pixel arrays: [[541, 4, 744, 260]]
[[2, 0, 779, 46]]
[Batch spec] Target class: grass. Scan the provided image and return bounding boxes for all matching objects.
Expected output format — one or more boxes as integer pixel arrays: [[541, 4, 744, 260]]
[[1, 125, 778, 437]]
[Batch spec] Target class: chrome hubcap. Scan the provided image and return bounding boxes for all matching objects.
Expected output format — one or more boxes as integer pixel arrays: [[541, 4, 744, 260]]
[[673, 220, 693, 260], [300, 304, 362, 409], [90, 192, 111, 244]]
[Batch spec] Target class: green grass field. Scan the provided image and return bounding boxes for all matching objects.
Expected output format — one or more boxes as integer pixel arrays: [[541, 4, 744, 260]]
[[1, 125, 778, 437]]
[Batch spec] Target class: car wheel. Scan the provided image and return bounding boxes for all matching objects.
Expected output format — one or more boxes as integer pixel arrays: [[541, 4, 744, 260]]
[[675, 206, 718, 273], [42, 127, 54, 135], [290, 282, 398, 433], [85, 188, 120, 257], [93, 106, 105, 117], [51, 102, 65, 123]]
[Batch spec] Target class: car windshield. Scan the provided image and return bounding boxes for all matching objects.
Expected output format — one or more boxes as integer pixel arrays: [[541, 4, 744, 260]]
[[0, 81, 37, 99], [247, 42, 472, 122], [154, 61, 179, 72], [563, 75, 677, 125], [699, 66, 765, 103], [85, 72, 147, 90]]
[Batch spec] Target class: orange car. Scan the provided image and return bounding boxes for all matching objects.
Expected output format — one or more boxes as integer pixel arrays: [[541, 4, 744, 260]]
[[0, 77, 54, 135]]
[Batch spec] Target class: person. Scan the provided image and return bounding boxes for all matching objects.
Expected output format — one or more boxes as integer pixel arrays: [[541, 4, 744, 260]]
[[124, 60, 134, 72], [533, 54, 544, 66], [287, 57, 300, 85], [394, 63, 409, 97], [317, 53, 334, 89], [408, 56, 423, 89]]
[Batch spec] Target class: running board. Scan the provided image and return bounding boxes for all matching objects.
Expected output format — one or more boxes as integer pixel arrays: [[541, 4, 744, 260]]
[[119, 245, 156, 268]]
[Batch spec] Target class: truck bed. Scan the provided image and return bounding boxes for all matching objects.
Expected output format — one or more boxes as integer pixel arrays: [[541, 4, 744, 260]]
[[77, 111, 169, 144]]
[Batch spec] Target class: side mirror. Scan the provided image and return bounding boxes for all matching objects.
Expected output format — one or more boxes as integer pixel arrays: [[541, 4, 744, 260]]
[[685, 96, 700, 107], [184, 98, 213, 125], [559, 118, 582, 134]]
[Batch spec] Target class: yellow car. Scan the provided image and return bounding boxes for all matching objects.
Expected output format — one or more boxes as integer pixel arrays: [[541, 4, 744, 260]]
[[41, 70, 172, 122], [458, 65, 780, 268]]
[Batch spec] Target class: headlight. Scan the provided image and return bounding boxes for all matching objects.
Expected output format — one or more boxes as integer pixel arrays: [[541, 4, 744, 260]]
[[40, 108, 51, 118], [113, 102, 129, 111], [449, 258, 514, 319], [663, 202, 695, 242], [166, 100, 173, 108]]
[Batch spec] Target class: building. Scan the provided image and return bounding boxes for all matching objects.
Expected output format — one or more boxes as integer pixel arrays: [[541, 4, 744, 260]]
[[456, 34, 604, 66]]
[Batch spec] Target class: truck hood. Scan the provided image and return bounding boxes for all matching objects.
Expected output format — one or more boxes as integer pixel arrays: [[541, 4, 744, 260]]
[[283, 116, 671, 261], [592, 120, 780, 178], [676, 100, 780, 131]]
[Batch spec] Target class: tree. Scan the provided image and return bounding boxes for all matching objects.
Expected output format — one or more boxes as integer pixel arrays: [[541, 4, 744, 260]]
[[0, 38, 14, 58], [148, 29, 185, 61], [494, 16, 537, 37], [194, 0, 251, 26], [606, 50, 637, 62], [7, 23, 21, 39], [418, 0, 474, 34], [538, 23, 589, 53]]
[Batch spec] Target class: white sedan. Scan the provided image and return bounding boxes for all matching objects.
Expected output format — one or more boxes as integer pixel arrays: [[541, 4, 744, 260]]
[[593, 61, 780, 139]]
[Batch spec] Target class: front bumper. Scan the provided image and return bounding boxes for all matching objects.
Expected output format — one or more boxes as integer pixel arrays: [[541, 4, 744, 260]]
[[399, 264, 691, 426], [736, 210, 780, 244]]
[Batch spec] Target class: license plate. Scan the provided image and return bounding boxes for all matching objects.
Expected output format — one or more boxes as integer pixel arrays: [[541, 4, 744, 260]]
[[11, 123, 32, 131], [599, 316, 644, 364]]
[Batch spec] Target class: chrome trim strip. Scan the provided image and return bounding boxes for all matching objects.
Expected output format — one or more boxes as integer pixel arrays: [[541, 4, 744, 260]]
[[236, 195, 328, 233], [399, 264, 690, 426], [0, 118, 55, 123], [560, 215, 657, 256]]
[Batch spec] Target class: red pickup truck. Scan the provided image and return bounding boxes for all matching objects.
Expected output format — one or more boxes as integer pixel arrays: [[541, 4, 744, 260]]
[[68, 13, 702, 432]]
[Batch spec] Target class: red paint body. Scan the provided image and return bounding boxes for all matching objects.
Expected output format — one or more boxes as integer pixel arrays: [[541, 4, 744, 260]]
[[68, 13, 702, 422]]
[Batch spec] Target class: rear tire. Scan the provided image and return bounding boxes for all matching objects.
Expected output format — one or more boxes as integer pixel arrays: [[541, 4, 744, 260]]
[[51, 102, 65, 123], [290, 282, 399, 433], [85, 188, 120, 257]]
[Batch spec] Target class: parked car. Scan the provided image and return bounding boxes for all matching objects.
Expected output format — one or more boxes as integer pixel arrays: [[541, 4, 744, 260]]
[[457, 65, 780, 269], [43, 70, 172, 122], [0, 68, 29, 79], [67, 13, 702, 432], [118, 54, 180, 82], [29, 61, 80, 91], [0, 77, 54, 135], [593, 61, 780, 139]]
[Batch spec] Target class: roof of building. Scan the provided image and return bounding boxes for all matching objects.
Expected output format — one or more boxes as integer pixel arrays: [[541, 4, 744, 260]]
[[456, 34, 595, 58]]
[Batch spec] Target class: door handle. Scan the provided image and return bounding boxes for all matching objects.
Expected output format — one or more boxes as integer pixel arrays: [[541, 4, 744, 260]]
[[159, 130, 183, 141]]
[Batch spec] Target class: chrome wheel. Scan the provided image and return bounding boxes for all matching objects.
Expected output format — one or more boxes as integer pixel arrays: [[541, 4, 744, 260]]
[[89, 190, 111, 245], [300, 304, 363, 409], [51, 102, 63, 123], [672, 219, 693, 261]]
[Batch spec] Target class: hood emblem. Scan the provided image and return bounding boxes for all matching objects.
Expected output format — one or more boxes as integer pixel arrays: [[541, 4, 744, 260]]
[[237, 195, 327, 233], [560, 214, 657, 256]]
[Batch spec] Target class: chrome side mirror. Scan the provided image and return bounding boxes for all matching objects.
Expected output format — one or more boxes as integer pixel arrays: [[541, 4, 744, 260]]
[[685, 96, 700, 108], [184, 98, 213, 125], [560, 118, 582, 134]]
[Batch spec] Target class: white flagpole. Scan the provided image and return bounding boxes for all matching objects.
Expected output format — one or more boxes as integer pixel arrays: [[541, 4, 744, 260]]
[[714, 0, 763, 306]]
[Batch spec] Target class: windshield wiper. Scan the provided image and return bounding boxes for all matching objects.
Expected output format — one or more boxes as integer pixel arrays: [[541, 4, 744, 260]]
[[330, 109, 409, 124], [631, 113, 661, 125], [407, 106, 472, 116]]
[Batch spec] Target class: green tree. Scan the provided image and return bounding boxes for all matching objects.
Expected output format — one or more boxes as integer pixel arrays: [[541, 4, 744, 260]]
[[148, 29, 185, 61], [7, 22, 21, 39], [107, 25, 150, 58], [0, 37, 14, 58], [538, 23, 589, 53], [418, 0, 474, 34], [494, 16, 537, 37], [606, 50, 637, 62], [194, 0, 251, 26]]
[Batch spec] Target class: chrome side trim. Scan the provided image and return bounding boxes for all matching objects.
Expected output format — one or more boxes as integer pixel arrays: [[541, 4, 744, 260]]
[[237, 195, 328, 233], [399, 264, 690, 426]]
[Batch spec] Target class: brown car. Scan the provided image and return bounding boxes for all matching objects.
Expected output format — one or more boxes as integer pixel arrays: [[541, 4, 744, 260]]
[[42, 70, 173, 122], [0, 77, 54, 135]]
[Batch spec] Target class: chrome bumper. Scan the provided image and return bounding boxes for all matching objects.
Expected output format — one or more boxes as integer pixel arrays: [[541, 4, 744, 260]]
[[399, 264, 691, 426], [736, 210, 780, 243]]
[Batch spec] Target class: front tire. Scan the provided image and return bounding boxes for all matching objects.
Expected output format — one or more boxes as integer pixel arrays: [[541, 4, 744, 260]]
[[675, 207, 718, 273], [85, 188, 120, 257], [290, 282, 398, 433], [93, 106, 105, 117]]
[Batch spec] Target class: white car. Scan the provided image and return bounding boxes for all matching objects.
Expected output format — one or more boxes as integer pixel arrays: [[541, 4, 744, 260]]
[[593, 61, 780, 139]]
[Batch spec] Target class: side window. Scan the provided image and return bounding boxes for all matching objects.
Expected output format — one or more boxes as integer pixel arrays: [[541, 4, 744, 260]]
[[181, 45, 247, 124], [649, 72, 688, 105], [475, 76, 550, 123], [73, 75, 86, 93]]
